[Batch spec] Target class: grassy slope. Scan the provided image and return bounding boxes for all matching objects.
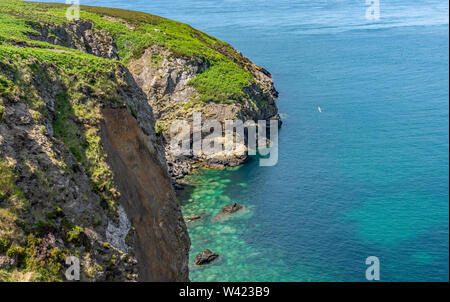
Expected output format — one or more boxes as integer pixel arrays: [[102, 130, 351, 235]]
[[0, 0, 255, 103], [0, 1, 136, 281], [0, 46, 123, 281], [0, 159, 70, 282]]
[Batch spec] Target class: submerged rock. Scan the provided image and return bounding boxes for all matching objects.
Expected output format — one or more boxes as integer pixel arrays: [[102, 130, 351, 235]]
[[220, 203, 244, 214], [186, 213, 205, 223], [194, 249, 219, 265], [212, 203, 245, 221]]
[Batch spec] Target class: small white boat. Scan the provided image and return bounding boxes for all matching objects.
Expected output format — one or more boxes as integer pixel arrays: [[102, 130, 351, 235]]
[[318, 106, 323, 113]]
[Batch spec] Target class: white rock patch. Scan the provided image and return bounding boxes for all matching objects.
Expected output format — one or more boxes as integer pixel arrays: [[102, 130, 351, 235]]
[[106, 205, 131, 253]]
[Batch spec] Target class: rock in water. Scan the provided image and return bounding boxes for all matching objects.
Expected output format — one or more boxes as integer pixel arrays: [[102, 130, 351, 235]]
[[186, 214, 204, 223], [194, 249, 220, 265], [212, 203, 245, 221], [221, 203, 244, 214]]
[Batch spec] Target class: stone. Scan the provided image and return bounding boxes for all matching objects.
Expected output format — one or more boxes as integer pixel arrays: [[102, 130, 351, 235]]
[[212, 203, 245, 221], [220, 203, 244, 214], [186, 213, 204, 223], [194, 249, 219, 265]]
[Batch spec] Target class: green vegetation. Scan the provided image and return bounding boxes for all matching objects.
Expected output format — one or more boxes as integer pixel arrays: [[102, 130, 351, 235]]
[[80, 9, 254, 103], [0, 73, 18, 100], [154, 121, 165, 136], [2, 234, 68, 282], [0, 160, 68, 282], [0, 99, 4, 121], [65, 225, 84, 243], [52, 89, 120, 216], [0, 0, 256, 104], [189, 61, 253, 103], [46, 206, 64, 220], [0, 43, 122, 216], [128, 104, 137, 118]]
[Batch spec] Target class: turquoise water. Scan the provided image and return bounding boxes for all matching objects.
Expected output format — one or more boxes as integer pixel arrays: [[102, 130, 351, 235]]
[[36, 0, 449, 281]]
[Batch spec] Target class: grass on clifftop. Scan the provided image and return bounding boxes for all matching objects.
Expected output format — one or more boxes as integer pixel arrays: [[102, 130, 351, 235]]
[[0, 0, 256, 103]]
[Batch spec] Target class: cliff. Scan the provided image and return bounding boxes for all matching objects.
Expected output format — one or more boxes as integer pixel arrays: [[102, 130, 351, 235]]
[[0, 0, 279, 281]]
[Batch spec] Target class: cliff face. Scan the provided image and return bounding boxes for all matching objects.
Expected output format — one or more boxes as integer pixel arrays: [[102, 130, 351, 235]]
[[0, 1, 279, 281], [100, 109, 189, 281], [128, 45, 280, 180], [0, 44, 189, 280], [1, 56, 140, 281]]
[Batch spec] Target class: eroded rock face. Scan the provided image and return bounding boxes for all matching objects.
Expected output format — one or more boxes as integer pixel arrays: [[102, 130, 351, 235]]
[[0, 54, 189, 281], [127, 45, 281, 181], [194, 249, 219, 265], [129, 45, 209, 120], [28, 20, 118, 60], [0, 66, 140, 281], [101, 108, 190, 281]]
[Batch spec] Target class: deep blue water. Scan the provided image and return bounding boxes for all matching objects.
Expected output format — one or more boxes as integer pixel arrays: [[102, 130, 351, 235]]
[[35, 0, 449, 281]]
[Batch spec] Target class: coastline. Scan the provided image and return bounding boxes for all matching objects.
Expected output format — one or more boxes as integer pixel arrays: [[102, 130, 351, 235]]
[[0, 1, 281, 281]]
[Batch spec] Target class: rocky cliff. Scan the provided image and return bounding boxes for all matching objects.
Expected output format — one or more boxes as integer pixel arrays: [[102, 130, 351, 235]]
[[0, 0, 278, 281]]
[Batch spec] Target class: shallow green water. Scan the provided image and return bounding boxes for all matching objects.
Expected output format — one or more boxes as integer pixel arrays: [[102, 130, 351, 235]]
[[179, 167, 336, 282]]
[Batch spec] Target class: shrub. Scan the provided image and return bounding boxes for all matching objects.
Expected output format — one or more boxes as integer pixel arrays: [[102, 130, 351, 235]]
[[0, 101, 5, 121], [66, 225, 84, 243], [0, 237, 11, 253]]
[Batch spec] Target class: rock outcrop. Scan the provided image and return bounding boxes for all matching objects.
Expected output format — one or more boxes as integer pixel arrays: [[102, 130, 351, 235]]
[[29, 19, 119, 60], [212, 203, 245, 221], [194, 249, 219, 265], [101, 108, 189, 281], [186, 213, 205, 223], [128, 44, 281, 180], [220, 203, 245, 215]]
